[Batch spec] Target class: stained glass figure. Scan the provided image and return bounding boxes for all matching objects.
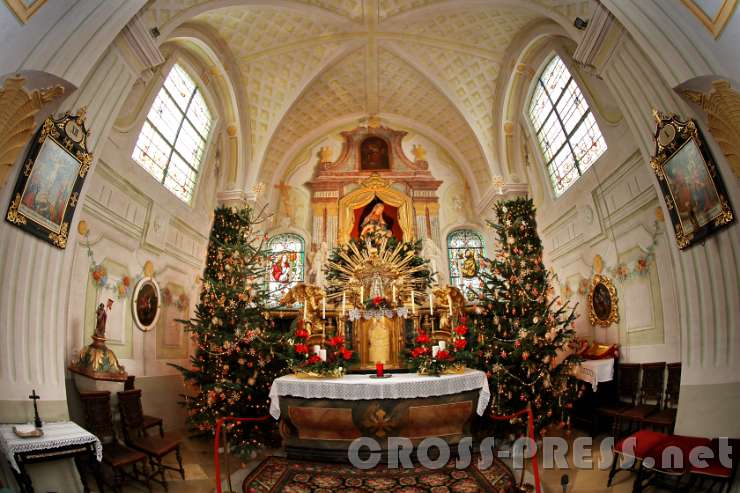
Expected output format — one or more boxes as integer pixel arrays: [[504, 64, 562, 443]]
[[267, 233, 305, 305], [447, 229, 485, 302]]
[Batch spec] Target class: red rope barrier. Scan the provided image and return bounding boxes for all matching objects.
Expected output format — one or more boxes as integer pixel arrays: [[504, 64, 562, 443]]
[[213, 416, 271, 493], [488, 406, 542, 493]]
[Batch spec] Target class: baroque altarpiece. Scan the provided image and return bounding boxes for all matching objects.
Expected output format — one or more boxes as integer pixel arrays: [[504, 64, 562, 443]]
[[275, 123, 467, 372]]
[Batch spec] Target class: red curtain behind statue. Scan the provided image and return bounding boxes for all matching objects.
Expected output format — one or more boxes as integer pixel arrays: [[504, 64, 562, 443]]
[[351, 201, 403, 241]]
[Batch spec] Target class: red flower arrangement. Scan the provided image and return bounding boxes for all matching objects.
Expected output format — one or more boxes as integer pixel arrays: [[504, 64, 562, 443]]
[[286, 320, 356, 377], [406, 319, 475, 376]]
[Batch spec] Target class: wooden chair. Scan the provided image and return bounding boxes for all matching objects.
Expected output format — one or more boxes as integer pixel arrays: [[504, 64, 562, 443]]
[[687, 438, 739, 493], [79, 391, 150, 493], [595, 362, 641, 437], [643, 362, 681, 433], [117, 389, 184, 490], [620, 363, 666, 433]]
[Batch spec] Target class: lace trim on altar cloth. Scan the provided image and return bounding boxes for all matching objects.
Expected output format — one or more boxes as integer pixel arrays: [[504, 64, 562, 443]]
[[0, 421, 102, 472], [269, 369, 491, 419]]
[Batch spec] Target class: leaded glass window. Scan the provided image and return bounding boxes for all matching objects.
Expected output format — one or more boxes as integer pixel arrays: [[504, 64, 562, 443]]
[[132, 63, 212, 203], [267, 234, 305, 305], [447, 230, 485, 302], [528, 56, 607, 196]]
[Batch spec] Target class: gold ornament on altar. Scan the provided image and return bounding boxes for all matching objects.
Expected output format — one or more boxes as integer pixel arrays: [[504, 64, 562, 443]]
[[319, 146, 333, 165], [411, 144, 427, 162]]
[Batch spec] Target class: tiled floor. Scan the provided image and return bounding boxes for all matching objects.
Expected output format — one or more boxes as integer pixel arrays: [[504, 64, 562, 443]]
[[106, 430, 672, 493]]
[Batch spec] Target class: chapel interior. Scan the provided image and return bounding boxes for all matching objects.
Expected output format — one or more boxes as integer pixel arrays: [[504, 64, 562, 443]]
[[1, 1, 739, 492]]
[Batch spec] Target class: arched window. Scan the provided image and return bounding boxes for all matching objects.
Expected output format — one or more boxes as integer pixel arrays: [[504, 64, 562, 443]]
[[132, 63, 213, 203], [528, 55, 606, 196], [447, 229, 485, 302], [267, 233, 305, 305]]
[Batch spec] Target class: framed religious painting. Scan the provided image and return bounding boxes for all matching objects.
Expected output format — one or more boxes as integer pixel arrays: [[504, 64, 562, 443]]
[[588, 274, 619, 327], [132, 277, 161, 332], [6, 109, 92, 249], [650, 111, 734, 249]]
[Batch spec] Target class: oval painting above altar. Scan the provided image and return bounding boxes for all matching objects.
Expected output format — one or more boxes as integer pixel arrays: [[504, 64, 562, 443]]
[[360, 137, 389, 170]]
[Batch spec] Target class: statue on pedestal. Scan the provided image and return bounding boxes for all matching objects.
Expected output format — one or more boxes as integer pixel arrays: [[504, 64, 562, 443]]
[[309, 241, 328, 288], [421, 235, 443, 280], [69, 298, 127, 381]]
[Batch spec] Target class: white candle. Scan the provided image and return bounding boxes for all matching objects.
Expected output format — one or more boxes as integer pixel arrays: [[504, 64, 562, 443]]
[[322, 296, 326, 319], [411, 291, 415, 314], [313, 345, 320, 355], [392, 284, 397, 304], [342, 292, 346, 316], [303, 301, 307, 320], [432, 345, 440, 358], [360, 286, 364, 302], [429, 292, 434, 313], [447, 294, 453, 316], [319, 349, 327, 362], [438, 340, 446, 350]]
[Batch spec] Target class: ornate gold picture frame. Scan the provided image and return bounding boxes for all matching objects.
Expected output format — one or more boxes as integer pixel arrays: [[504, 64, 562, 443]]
[[588, 274, 619, 327], [5, 109, 92, 249], [650, 111, 734, 249]]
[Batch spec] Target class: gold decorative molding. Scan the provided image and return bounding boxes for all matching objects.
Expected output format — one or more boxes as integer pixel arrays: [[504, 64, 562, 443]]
[[4, 0, 46, 23], [681, 79, 740, 177], [0, 75, 64, 186], [681, 0, 738, 38]]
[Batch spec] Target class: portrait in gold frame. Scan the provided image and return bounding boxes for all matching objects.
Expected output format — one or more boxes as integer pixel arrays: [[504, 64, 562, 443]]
[[588, 274, 619, 327]]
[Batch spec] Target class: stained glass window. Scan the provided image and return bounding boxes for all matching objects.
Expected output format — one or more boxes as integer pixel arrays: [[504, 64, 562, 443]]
[[132, 63, 212, 203], [447, 230, 485, 302], [267, 234, 305, 305], [528, 56, 607, 196]]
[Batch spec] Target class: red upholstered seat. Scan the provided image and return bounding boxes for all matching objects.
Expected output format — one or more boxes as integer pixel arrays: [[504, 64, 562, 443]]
[[614, 430, 669, 460], [643, 435, 712, 474]]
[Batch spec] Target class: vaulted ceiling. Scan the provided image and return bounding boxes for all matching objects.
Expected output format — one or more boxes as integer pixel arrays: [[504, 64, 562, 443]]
[[146, 0, 594, 198]]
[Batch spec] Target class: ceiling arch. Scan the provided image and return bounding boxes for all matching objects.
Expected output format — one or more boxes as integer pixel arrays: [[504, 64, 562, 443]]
[[143, 0, 593, 200]]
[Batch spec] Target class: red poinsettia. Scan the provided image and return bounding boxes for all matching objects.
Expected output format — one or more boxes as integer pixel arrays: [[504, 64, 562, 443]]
[[372, 296, 384, 306], [454, 338, 467, 350], [411, 346, 429, 358], [307, 354, 321, 365], [415, 333, 431, 344], [454, 324, 468, 336], [436, 350, 451, 360], [295, 343, 308, 354], [295, 328, 309, 339], [327, 336, 345, 347], [340, 348, 354, 361]]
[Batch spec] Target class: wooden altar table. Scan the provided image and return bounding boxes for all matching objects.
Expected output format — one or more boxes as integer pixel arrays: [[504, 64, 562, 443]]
[[269, 370, 490, 461]]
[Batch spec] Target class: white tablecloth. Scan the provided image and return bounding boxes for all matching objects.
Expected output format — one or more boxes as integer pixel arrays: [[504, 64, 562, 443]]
[[573, 358, 615, 391], [269, 369, 491, 419], [0, 421, 102, 473]]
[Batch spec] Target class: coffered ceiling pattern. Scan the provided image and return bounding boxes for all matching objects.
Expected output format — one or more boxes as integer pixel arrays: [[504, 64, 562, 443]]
[[144, 0, 593, 198]]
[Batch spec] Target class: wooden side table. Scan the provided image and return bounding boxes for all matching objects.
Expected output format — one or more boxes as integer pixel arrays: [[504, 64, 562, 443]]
[[0, 422, 103, 493]]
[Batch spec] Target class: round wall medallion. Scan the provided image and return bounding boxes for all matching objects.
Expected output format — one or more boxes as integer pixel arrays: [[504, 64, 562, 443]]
[[132, 277, 161, 332]]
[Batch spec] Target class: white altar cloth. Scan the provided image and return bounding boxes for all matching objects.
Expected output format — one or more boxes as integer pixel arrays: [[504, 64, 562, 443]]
[[573, 358, 615, 391], [269, 369, 491, 419], [0, 421, 102, 472]]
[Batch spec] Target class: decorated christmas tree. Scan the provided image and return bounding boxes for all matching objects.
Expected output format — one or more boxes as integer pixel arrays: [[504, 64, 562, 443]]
[[476, 198, 581, 436], [172, 205, 285, 455]]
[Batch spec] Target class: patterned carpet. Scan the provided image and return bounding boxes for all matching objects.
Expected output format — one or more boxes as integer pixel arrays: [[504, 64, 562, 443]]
[[242, 456, 515, 492]]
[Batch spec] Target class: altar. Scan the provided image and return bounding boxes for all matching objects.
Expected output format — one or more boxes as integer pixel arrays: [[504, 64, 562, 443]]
[[269, 370, 490, 461]]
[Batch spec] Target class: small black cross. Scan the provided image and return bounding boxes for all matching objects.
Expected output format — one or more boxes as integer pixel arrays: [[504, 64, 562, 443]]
[[29, 389, 42, 429]]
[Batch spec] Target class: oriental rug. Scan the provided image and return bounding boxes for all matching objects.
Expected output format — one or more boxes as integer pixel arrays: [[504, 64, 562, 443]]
[[242, 456, 516, 492]]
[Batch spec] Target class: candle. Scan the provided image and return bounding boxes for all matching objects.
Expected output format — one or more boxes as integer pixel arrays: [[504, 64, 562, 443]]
[[342, 292, 346, 316], [438, 340, 446, 350], [376, 361, 384, 377], [429, 292, 434, 313], [322, 296, 326, 319], [303, 301, 308, 320], [447, 294, 453, 316], [392, 284, 397, 304], [411, 291, 415, 314], [360, 286, 364, 302], [432, 345, 440, 358], [313, 345, 320, 355], [319, 349, 327, 362]]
